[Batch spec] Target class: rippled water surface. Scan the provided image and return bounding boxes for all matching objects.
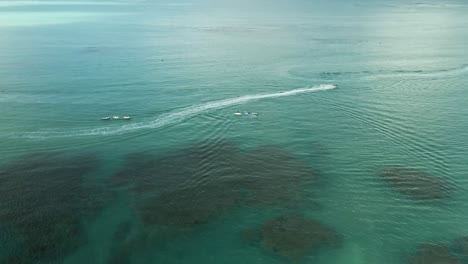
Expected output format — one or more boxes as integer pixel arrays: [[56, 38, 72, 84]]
[[1, 0, 468, 263]]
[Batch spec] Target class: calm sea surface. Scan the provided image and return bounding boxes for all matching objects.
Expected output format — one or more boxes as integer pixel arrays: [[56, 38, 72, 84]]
[[1, 1, 468, 263]]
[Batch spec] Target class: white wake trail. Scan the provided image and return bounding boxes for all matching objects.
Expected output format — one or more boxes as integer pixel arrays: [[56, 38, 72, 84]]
[[20, 84, 336, 138]]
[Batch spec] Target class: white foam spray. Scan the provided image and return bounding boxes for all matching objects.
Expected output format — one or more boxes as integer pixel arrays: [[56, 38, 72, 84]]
[[19, 84, 336, 139]]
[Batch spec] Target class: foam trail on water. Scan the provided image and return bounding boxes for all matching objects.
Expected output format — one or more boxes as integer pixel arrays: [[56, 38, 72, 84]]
[[19, 84, 336, 138]]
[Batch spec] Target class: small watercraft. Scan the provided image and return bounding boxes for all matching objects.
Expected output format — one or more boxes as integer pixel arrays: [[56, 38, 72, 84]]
[[123, 116, 131, 120], [112, 116, 120, 120], [234, 111, 242, 116], [251, 112, 258, 116], [101, 116, 110, 120]]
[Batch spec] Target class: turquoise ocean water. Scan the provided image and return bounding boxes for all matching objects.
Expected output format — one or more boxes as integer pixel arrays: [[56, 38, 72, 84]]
[[1, 0, 468, 263]]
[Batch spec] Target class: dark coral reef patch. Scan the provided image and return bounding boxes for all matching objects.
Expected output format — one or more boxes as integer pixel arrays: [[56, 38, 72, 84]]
[[0, 152, 106, 263], [409, 243, 461, 264], [453, 237, 468, 258], [138, 179, 248, 228], [242, 215, 342, 259], [111, 141, 320, 230], [380, 166, 454, 201]]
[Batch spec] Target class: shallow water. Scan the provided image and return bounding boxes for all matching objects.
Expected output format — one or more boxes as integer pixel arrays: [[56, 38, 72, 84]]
[[1, 0, 468, 263]]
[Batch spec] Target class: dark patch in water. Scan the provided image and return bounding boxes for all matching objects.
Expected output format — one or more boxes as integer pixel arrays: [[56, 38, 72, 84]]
[[380, 166, 454, 201], [320, 72, 343, 80], [244, 215, 342, 259], [452, 237, 468, 259], [111, 141, 320, 230], [241, 228, 262, 244], [409, 243, 461, 264], [138, 179, 247, 228], [83, 46, 101, 53], [236, 145, 320, 208], [0, 153, 106, 263], [111, 141, 241, 195]]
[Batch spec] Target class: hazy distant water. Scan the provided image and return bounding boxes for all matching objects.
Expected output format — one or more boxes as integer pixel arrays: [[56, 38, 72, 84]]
[[1, 0, 468, 263]]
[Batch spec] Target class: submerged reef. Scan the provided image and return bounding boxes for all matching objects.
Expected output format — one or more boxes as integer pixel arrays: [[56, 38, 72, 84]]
[[0, 153, 105, 263], [453, 237, 468, 257], [111, 141, 241, 195], [241, 228, 262, 244], [409, 243, 461, 264], [234, 145, 320, 208], [380, 167, 454, 201], [242, 215, 342, 259], [111, 141, 320, 229], [138, 178, 248, 228]]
